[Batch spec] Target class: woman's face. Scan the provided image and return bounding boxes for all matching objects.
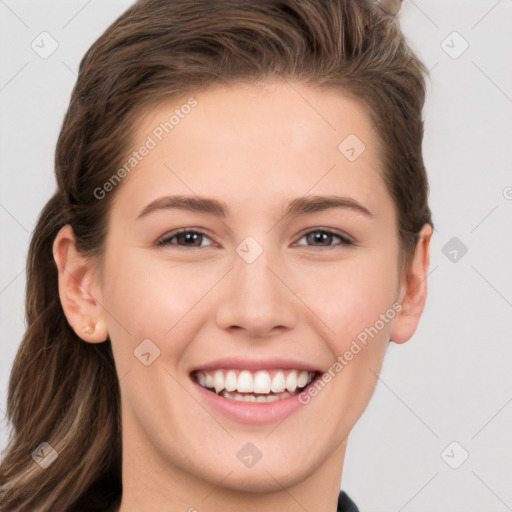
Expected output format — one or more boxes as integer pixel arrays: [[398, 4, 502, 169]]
[[89, 82, 424, 501]]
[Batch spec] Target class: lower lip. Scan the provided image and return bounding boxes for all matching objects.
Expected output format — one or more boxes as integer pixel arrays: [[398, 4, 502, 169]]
[[191, 377, 315, 426]]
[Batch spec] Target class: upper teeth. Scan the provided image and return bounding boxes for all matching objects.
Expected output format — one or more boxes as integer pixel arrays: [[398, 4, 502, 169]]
[[195, 369, 315, 394]]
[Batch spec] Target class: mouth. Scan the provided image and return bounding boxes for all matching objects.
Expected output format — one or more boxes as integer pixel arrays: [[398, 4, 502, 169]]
[[190, 368, 322, 403]]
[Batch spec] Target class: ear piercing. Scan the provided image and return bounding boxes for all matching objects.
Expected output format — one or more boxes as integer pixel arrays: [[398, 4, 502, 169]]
[[83, 325, 96, 335]]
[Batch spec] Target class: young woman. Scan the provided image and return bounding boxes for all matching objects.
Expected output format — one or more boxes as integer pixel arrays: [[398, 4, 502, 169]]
[[0, 0, 434, 510]]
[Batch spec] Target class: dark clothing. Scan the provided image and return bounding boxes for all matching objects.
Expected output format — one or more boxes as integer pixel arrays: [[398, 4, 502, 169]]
[[338, 490, 359, 512]]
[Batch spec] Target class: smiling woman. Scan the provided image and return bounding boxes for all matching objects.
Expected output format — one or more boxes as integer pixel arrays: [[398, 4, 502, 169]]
[[0, 1, 433, 511]]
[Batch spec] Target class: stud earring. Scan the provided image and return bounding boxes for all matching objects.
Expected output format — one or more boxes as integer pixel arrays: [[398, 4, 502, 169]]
[[83, 325, 96, 335]]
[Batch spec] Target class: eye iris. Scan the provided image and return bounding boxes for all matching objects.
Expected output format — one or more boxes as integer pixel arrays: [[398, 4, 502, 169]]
[[308, 231, 332, 246], [178, 231, 201, 246]]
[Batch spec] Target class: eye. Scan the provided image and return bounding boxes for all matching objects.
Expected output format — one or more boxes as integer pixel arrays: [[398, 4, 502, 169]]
[[295, 229, 354, 248], [156, 229, 214, 248], [155, 228, 354, 250]]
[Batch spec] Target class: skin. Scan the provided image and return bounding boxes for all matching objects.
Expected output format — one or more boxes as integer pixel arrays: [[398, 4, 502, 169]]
[[53, 82, 433, 512]]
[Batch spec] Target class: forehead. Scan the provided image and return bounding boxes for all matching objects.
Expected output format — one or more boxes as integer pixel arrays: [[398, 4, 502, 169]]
[[111, 81, 392, 224]]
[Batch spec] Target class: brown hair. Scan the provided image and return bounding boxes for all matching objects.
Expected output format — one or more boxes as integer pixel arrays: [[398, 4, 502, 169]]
[[0, 0, 433, 510]]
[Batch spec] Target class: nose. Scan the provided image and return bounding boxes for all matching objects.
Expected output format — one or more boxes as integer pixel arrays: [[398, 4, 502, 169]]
[[215, 243, 298, 338]]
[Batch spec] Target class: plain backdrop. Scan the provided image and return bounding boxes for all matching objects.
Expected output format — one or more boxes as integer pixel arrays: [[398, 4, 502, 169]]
[[1, 1, 511, 510]]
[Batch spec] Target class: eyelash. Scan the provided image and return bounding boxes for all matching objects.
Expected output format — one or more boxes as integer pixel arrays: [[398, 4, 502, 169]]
[[155, 228, 355, 250]]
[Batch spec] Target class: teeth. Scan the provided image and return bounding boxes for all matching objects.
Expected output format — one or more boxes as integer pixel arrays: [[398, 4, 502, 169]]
[[285, 370, 298, 392], [224, 392, 284, 403], [197, 373, 206, 387], [253, 371, 271, 393], [255, 395, 279, 402], [194, 368, 317, 397], [225, 370, 237, 392], [270, 370, 286, 393], [237, 370, 253, 392], [297, 370, 309, 388], [213, 370, 224, 394]]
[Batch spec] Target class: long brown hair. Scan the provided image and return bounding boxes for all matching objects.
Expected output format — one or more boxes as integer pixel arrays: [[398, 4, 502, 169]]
[[0, 0, 433, 510]]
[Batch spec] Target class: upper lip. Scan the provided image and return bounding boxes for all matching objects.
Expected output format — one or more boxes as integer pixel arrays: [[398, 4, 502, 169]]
[[190, 357, 322, 374]]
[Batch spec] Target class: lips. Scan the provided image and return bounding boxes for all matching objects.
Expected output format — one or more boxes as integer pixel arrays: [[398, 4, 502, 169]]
[[190, 358, 322, 374], [189, 359, 324, 425]]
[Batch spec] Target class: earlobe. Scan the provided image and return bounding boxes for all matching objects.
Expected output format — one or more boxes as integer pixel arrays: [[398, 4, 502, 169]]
[[389, 223, 433, 345], [52, 224, 109, 343]]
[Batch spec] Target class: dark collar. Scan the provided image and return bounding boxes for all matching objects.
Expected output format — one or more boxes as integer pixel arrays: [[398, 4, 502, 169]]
[[337, 490, 359, 512]]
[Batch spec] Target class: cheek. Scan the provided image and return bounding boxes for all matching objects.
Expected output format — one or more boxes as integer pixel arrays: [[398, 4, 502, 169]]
[[301, 254, 397, 422], [294, 250, 399, 348], [101, 251, 217, 358]]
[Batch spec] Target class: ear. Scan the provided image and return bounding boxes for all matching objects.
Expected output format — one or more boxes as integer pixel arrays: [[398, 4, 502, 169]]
[[52, 224, 109, 343], [389, 223, 433, 345]]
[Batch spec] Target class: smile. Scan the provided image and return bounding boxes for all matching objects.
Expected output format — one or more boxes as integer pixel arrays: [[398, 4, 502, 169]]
[[192, 368, 319, 403]]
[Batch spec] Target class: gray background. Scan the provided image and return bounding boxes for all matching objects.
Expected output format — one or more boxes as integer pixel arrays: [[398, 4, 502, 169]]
[[1, 1, 511, 510]]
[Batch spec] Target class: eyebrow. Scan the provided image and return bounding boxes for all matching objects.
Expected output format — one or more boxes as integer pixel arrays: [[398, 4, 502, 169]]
[[136, 194, 373, 220]]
